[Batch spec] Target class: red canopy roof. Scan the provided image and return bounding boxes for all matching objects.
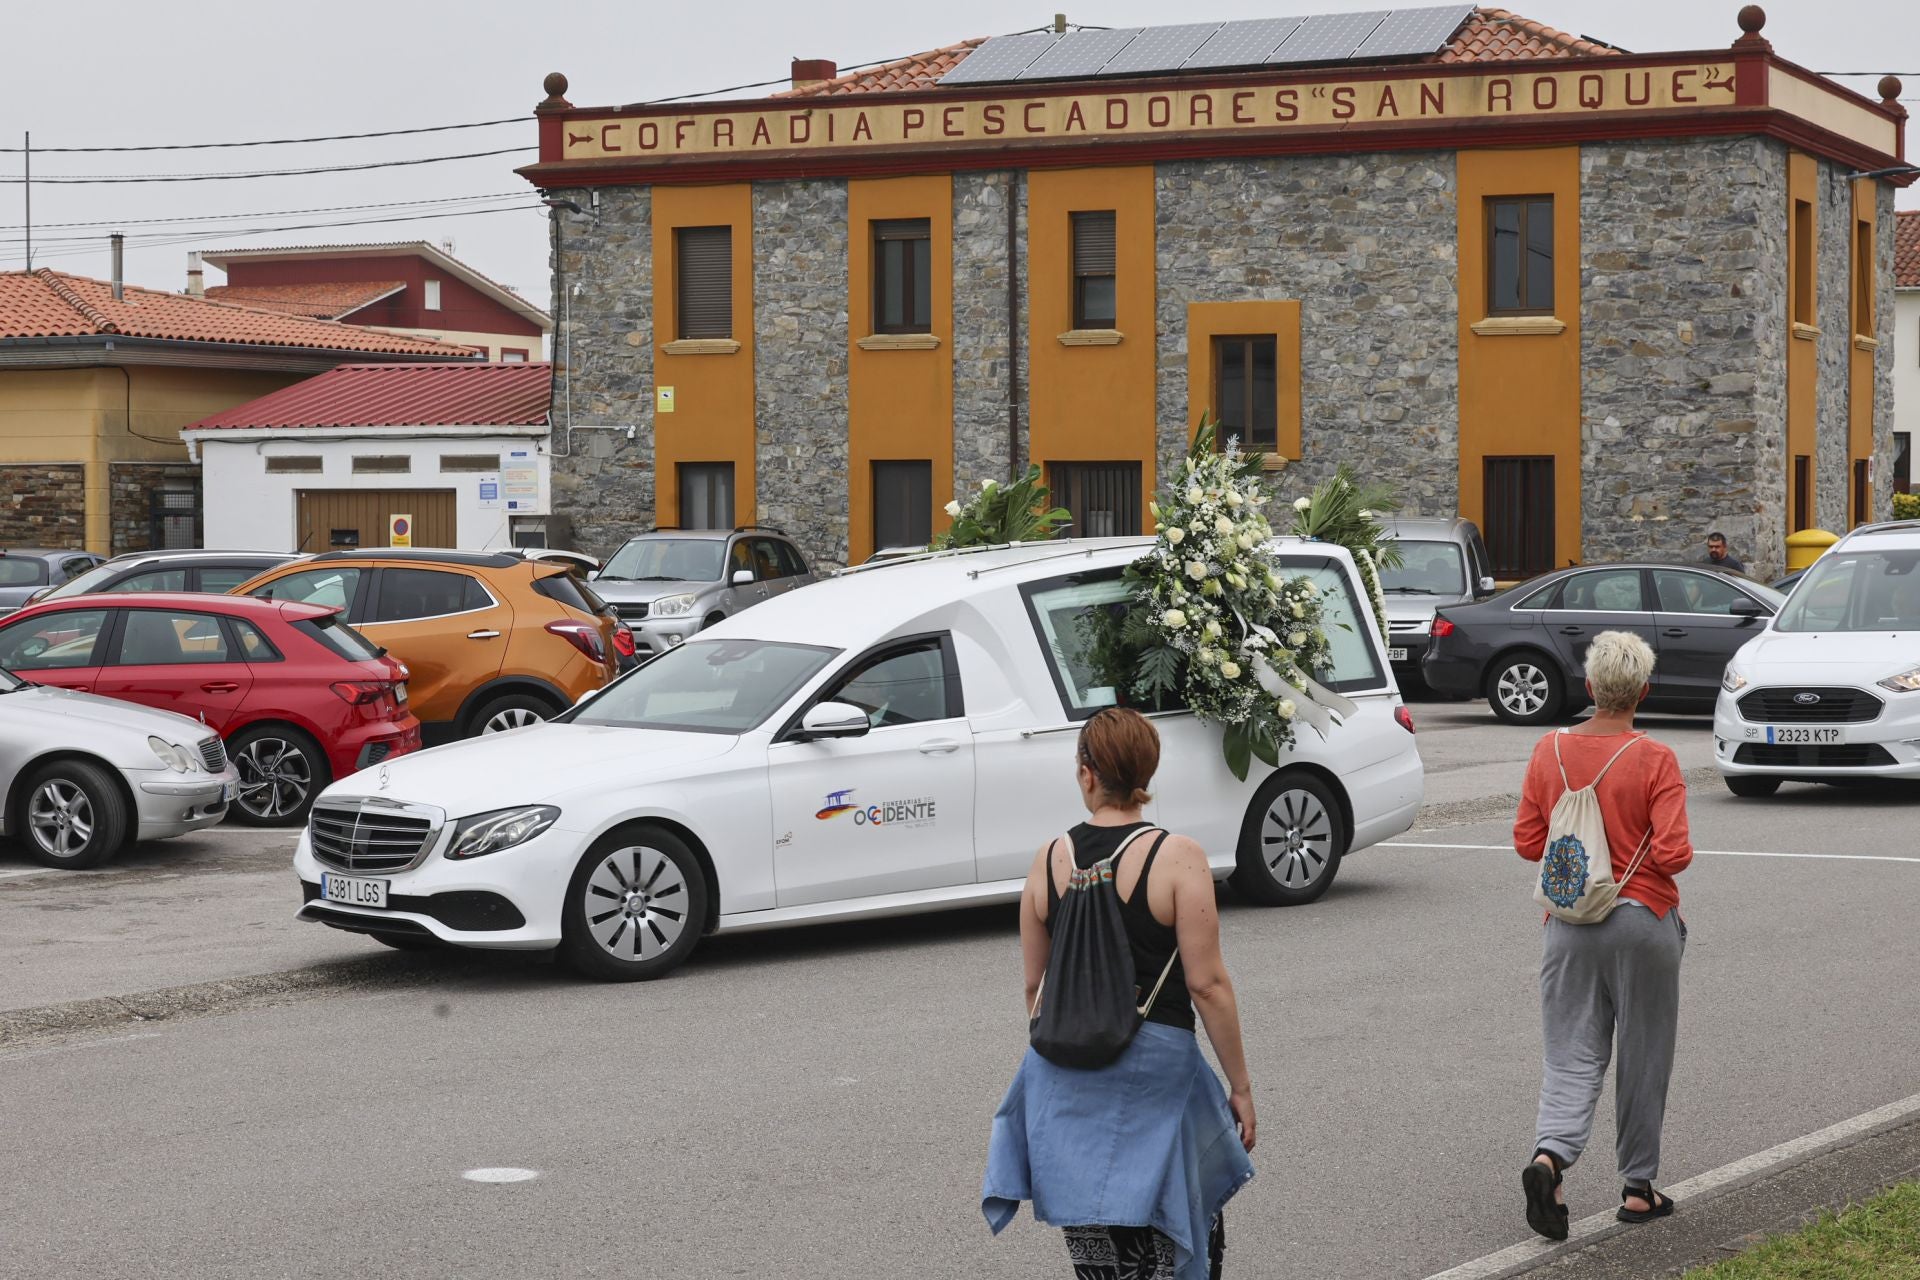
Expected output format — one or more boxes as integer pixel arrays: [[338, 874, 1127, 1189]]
[[184, 361, 552, 431]]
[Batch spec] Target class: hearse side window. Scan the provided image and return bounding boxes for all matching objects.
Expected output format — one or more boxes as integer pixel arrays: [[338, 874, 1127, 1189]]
[[1021, 571, 1188, 720], [1278, 554, 1387, 692], [815, 635, 963, 729]]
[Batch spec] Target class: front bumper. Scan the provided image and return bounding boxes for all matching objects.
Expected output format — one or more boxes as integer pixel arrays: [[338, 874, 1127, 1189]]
[[132, 766, 240, 839], [1713, 688, 1920, 781], [626, 614, 702, 658]]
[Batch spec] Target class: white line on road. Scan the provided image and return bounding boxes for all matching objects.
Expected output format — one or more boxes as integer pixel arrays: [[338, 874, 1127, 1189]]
[[462, 1167, 541, 1184], [1419, 1091, 1920, 1279], [1384, 842, 1920, 864]]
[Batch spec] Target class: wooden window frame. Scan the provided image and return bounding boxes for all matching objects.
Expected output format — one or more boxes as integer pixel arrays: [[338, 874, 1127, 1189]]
[[1485, 195, 1555, 317], [871, 218, 932, 336], [1069, 210, 1117, 330], [675, 225, 734, 341], [1210, 334, 1279, 454], [1853, 217, 1875, 340], [871, 460, 933, 552], [1792, 454, 1812, 533], [1792, 200, 1815, 328]]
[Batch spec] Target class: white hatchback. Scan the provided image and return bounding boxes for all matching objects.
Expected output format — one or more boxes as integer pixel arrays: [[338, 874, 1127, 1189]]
[[294, 538, 1424, 979], [1715, 521, 1920, 795]]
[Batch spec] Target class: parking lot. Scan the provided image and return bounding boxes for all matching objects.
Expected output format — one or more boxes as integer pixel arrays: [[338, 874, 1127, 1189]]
[[3, 701, 1916, 1280]]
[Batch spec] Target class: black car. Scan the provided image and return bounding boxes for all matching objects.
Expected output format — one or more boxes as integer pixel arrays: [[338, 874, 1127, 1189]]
[[27, 549, 299, 605], [1423, 562, 1788, 724]]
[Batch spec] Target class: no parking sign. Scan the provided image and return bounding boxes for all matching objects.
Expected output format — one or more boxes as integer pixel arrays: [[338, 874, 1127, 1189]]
[[390, 514, 413, 547]]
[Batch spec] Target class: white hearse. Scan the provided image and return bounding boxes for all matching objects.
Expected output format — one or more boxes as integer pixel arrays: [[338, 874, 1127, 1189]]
[[295, 538, 1423, 979]]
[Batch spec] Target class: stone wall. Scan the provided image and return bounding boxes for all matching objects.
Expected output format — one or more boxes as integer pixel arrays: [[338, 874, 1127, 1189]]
[[1578, 138, 1786, 575], [0, 464, 85, 548], [109, 462, 201, 554], [952, 170, 1023, 492], [547, 188, 654, 558], [752, 179, 850, 569], [1814, 159, 1855, 532], [1873, 183, 1898, 521], [1153, 152, 1459, 514]]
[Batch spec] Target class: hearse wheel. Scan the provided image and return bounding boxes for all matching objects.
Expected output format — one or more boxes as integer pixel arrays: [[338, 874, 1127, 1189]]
[[559, 823, 709, 981], [1230, 770, 1347, 907]]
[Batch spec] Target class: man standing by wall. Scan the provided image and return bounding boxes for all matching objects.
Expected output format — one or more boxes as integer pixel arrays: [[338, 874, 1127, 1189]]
[[1702, 532, 1746, 575]]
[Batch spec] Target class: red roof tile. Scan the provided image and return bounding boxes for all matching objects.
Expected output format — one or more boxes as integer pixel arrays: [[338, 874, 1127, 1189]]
[[776, 8, 1617, 98], [1897, 210, 1920, 289], [203, 280, 406, 320], [0, 270, 476, 357], [183, 362, 552, 431]]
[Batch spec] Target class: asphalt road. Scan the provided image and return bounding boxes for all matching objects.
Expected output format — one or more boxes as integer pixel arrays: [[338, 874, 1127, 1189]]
[[2, 706, 1915, 1280]]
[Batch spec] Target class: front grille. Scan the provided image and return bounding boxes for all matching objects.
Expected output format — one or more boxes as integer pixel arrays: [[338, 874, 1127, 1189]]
[[1738, 687, 1882, 724], [300, 881, 525, 932], [615, 602, 649, 621], [199, 737, 228, 773], [308, 799, 440, 873], [1732, 743, 1896, 768]]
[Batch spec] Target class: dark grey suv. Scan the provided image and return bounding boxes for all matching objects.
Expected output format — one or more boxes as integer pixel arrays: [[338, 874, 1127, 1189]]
[[591, 526, 815, 658]]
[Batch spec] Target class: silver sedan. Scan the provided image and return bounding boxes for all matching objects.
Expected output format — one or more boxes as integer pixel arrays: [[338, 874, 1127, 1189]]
[[0, 666, 239, 869]]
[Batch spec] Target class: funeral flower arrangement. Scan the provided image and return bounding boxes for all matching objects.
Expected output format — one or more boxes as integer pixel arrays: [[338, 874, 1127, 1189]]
[[1289, 465, 1401, 640], [931, 464, 1071, 550]]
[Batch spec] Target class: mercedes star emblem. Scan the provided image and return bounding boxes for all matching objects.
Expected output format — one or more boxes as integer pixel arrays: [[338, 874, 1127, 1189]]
[[377, 763, 391, 791]]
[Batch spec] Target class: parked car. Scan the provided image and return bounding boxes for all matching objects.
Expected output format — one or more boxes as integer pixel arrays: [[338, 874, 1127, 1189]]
[[28, 549, 299, 606], [291, 537, 1423, 979], [1, 662, 238, 869], [0, 548, 104, 617], [235, 549, 620, 741], [1770, 569, 1806, 595], [592, 526, 816, 659], [507, 550, 638, 673], [0, 593, 418, 826], [1378, 517, 1497, 687], [1715, 520, 1920, 795], [1423, 562, 1787, 724]]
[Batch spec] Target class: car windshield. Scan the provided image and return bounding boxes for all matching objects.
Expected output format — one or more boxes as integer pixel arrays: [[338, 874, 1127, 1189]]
[[570, 639, 836, 733], [1774, 549, 1920, 633], [598, 538, 725, 583], [1380, 541, 1466, 594]]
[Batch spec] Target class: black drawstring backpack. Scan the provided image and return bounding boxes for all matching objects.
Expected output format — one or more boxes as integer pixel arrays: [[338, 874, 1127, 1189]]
[[1029, 827, 1180, 1070]]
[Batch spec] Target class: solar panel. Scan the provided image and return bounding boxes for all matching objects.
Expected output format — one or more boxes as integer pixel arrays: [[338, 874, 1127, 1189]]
[[1353, 4, 1475, 59], [937, 31, 1060, 85], [1016, 28, 1146, 80], [1186, 17, 1307, 71], [1267, 9, 1391, 64], [1099, 22, 1225, 76]]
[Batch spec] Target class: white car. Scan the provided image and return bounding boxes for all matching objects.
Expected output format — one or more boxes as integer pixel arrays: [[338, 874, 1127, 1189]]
[[1715, 520, 1920, 795], [294, 538, 1424, 979]]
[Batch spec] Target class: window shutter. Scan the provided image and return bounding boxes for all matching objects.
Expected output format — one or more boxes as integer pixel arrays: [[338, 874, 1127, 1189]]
[[676, 226, 733, 339], [1071, 211, 1116, 276]]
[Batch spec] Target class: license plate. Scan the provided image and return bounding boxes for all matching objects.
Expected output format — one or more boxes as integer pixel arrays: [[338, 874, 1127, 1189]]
[[1387, 647, 1409, 662], [321, 873, 389, 908], [1765, 726, 1842, 745], [396, 683, 409, 705], [221, 781, 236, 803]]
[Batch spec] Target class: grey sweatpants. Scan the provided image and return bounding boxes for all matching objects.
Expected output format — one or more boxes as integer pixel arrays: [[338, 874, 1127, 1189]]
[[1535, 902, 1686, 1184]]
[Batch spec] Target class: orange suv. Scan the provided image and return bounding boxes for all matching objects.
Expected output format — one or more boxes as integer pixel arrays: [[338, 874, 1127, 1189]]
[[235, 550, 618, 742]]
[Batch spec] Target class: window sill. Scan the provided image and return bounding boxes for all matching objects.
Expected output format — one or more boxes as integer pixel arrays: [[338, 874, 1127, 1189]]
[[1469, 316, 1567, 337], [856, 333, 941, 351], [1791, 322, 1821, 342], [1057, 328, 1124, 347], [1259, 452, 1289, 472], [662, 338, 741, 356], [1853, 334, 1880, 351]]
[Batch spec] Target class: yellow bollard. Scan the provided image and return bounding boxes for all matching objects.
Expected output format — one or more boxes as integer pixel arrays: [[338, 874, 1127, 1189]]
[[1784, 528, 1838, 573]]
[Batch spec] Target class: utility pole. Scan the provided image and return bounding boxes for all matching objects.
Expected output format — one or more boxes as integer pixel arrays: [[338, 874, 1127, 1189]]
[[22, 131, 30, 271]]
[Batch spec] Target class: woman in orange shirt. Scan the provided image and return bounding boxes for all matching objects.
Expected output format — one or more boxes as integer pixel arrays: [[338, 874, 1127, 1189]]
[[1513, 631, 1693, 1240]]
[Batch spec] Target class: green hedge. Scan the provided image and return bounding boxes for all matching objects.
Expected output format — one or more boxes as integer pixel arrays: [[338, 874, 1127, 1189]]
[[1893, 492, 1920, 521]]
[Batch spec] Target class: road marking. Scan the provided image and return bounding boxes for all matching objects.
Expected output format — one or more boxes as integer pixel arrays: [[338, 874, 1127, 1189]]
[[1420, 1090, 1920, 1279], [462, 1167, 540, 1184], [1384, 842, 1920, 864], [0, 1032, 161, 1064]]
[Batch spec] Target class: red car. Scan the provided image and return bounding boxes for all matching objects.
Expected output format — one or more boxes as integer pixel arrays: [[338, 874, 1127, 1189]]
[[0, 593, 419, 826]]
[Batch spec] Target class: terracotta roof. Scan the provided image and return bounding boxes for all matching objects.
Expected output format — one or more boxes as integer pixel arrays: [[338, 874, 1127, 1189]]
[[203, 280, 405, 320], [776, 8, 1617, 97], [0, 270, 477, 357], [1897, 210, 1920, 289], [183, 361, 552, 431]]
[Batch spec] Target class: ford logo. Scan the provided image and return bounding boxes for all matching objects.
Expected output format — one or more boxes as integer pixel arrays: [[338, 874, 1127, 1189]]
[[1793, 692, 1821, 705]]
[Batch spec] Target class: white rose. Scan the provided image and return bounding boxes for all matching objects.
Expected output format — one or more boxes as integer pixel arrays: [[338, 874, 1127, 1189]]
[[1197, 648, 1216, 666], [1220, 660, 1242, 679], [1166, 526, 1186, 545], [1214, 515, 1235, 536], [1279, 698, 1297, 719], [1302, 580, 1318, 596], [1187, 487, 1204, 505], [1225, 490, 1244, 508], [1186, 560, 1208, 581], [1236, 534, 1253, 550], [944, 500, 963, 517], [1162, 609, 1187, 629], [1289, 631, 1307, 647], [1358, 509, 1373, 519], [1203, 620, 1222, 640], [1293, 496, 1312, 512], [1292, 602, 1305, 618]]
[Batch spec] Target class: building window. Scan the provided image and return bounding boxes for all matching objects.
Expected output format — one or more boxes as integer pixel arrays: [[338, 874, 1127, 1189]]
[[1050, 461, 1142, 538], [499, 348, 530, 362], [1895, 432, 1912, 495], [1852, 458, 1870, 527], [1212, 335, 1278, 452], [1070, 211, 1117, 329], [424, 280, 442, 311], [675, 226, 733, 340], [1487, 196, 1554, 315], [1483, 456, 1555, 578], [1792, 200, 1814, 326], [351, 456, 411, 474], [1854, 217, 1875, 339], [1792, 455, 1812, 532], [678, 462, 734, 530], [873, 218, 932, 334], [439, 454, 500, 473], [264, 456, 322, 474], [872, 460, 932, 551]]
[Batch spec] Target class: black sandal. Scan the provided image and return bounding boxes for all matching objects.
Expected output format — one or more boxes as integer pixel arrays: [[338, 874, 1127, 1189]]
[[1617, 1183, 1676, 1224], [1522, 1151, 1569, 1241]]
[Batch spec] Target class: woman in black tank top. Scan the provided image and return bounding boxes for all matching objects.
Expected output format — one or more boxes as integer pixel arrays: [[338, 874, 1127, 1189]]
[[1044, 821, 1196, 1033]]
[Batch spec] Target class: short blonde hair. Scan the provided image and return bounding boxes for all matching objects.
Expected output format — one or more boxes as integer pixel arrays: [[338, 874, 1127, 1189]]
[[1584, 630, 1656, 712]]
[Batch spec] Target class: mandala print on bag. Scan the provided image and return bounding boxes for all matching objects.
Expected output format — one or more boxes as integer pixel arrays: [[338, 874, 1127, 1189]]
[[1540, 834, 1591, 909]]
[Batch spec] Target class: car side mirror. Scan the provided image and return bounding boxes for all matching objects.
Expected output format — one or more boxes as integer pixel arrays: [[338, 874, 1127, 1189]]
[[797, 701, 869, 741], [731, 569, 755, 586], [585, 569, 599, 581], [1728, 598, 1765, 620], [1479, 576, 1497, 595]]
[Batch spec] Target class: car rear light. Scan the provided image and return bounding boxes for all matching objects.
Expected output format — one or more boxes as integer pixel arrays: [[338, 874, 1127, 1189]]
[[331, 680, 394, 706], [611, 627, 636, 658], [1395, 705, 1416, 734], [1430, 615, 1455, 638], [547, 620, 607, 663]]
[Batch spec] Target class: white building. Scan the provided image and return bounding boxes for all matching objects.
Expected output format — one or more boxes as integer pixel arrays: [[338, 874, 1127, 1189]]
[[182, 362, 556, 553]]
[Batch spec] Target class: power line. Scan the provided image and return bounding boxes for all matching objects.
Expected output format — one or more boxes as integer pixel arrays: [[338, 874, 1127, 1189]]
[[0, 202, 543, 264], [0, 117, 528, 154], [2, 146, 535, 185], [0, 192, 528, 232]]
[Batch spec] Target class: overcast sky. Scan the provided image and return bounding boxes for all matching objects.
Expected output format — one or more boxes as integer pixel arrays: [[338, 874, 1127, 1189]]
[[4, 0, 1914, 308]]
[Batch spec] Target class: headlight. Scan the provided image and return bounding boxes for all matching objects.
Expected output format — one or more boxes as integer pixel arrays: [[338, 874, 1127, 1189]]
[[648, 592, 699, 618], [1721, 668, 1748, 694], [445, 806, 560, 860], [147, 736, 192, 772], [1878, 666, 1920, 694]]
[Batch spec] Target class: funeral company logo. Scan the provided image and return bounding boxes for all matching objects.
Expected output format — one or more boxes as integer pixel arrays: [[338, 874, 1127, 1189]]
[[815, 789, 938, 829]]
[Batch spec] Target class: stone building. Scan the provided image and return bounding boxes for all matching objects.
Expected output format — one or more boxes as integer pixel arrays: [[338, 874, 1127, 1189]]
[[519, 5, 1909, 578]]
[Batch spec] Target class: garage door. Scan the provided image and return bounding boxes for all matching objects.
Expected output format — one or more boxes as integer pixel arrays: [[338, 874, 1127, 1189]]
[[295, 490, 458, 552]]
